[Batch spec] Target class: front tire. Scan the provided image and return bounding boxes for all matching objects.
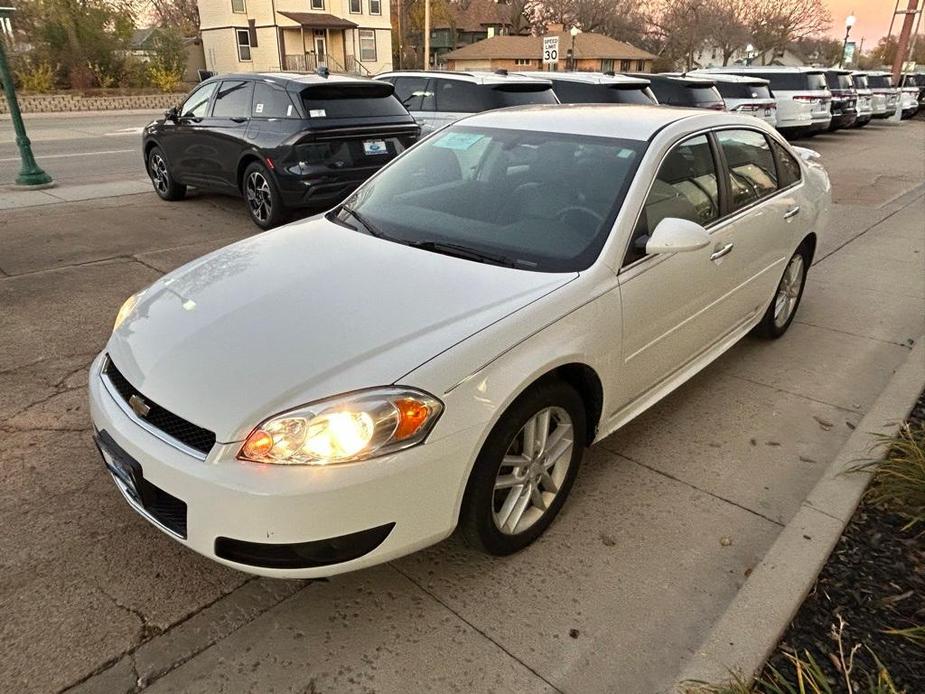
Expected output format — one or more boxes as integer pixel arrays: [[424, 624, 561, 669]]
[[459, 379, 586, 555], [753, 243, 810, 339], [243, 162, 286, 230], [147, 146, 186, 201]]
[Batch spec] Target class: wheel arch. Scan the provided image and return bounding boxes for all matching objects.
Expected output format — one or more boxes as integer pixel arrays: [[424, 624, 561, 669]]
[[236, 152, 269, 193], [799, 231, 817, 265]]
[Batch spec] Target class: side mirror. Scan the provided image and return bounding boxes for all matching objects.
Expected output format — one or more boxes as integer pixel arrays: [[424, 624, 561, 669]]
[[645, 217, 711, 255], [165, 106, 179, 121], [791, 145, 821, 163]]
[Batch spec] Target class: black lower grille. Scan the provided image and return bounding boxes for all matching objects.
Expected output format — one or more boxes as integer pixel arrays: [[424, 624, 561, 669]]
[[104, 356, 216, 455]]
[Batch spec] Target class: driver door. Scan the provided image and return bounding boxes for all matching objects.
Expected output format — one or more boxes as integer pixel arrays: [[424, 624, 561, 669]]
[[165, 81, 218, 185]]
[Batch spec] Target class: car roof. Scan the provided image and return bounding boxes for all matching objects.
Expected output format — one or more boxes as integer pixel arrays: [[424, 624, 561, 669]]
[[375, 70, 552, 86], [525, 71, 650, 86], [686, 71, 769, 86], [703, 66, 825, 74], [823, 68, 852, 75], [455, 103, 746, 141], [210, 71, 378, 87], [860, 70, 892, 77], [641, 73, 717, 87]]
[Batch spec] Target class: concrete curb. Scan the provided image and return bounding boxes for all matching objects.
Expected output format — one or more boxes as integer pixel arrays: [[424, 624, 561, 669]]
[[673, 336, 925, 690]]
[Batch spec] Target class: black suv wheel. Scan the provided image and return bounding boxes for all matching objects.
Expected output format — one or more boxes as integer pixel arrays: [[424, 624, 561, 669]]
[[243, 161, 286, 230], [147, 146, 186, 201]]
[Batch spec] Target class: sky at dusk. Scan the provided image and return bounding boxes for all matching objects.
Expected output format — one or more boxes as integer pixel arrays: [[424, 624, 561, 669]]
[[826, 0, 913, 47]]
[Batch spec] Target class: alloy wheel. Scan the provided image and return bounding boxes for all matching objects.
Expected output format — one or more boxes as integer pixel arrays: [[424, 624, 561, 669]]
[[149, 153, 169, 195], [492, 406, 574, 535], [774, 253, 805, 328], [246, 171, 272, 224]]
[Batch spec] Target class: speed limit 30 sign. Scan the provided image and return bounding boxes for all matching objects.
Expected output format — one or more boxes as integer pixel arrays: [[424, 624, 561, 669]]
[[542, 36, 559, 65]]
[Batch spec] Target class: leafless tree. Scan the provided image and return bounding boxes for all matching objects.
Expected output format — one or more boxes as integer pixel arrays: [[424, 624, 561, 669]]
[[645, 0, 713, 71], [747, 0, 831, 64], [703, 0, 750, 65], [147, 0, 200, 35]]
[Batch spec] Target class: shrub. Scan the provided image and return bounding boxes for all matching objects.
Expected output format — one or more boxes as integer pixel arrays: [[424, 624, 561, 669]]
[[15, 62, 56, 93], [148, 64, 184, 93], [859, 424, 925, 529]]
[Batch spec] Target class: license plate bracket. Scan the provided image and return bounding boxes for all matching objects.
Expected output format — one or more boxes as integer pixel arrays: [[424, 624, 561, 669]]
[[95, 430, 147, 506]]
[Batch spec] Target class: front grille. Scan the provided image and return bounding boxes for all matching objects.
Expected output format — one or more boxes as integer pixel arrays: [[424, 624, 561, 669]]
[[140, 477, 188, 537], [104, 357, 216, 456]]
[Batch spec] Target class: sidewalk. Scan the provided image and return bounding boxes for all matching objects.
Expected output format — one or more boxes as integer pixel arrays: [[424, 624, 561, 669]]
[[0, 178, 151, 210], [1, 121, 923, 694]]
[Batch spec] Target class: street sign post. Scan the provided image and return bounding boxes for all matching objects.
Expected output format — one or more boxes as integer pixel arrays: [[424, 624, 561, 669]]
[[0, 6, 53, 187], [542, 36, 559, 68]]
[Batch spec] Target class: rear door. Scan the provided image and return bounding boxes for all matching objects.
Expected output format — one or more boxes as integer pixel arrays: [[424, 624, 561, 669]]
[[616, 133, 742, 402], [712, 128, 797, 321]]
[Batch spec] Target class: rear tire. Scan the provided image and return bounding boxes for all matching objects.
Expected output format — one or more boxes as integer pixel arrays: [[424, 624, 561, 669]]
[[243, 161, 286, 230], [753, 243, 810, 339], [147, 146, 186, 201], [459, 379, 586, 556]]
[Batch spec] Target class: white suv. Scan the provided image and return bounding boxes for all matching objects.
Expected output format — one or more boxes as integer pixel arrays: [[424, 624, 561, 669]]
[[687, 72, 777, 127], [863, 71, 899, 119], [374, 70, 558, 134], [523, 71, 657, 105], [699, 66, 831, 137]]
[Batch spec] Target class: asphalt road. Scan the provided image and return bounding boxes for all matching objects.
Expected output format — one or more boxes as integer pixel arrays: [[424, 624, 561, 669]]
[[0, 111, 155, 186], [0, 119, 923, 694]]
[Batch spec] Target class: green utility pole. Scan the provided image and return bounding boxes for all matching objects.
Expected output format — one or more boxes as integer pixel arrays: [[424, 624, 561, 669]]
[[0, 6, 53, 187]]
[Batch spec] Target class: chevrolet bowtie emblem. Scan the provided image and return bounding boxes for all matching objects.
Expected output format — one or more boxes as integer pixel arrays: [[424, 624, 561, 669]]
[[129, 394, 151, 418]]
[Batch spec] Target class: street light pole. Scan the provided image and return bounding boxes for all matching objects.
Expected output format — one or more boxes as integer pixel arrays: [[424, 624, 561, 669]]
[[840, 12, 856, 68], [0, 7, 52, 187]]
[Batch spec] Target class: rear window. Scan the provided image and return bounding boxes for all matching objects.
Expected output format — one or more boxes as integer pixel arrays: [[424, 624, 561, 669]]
[[759, 72, 824, 91], [300, 83, 408, 119], [551, 80, 654, 104], [825, 73, 853, 90], [492, 84, 558, 108], [649, 81, 721, 106], [852, 74, 869, 89], [432, 79, 556, 113], [867, 75, 891, 89], [715, 82, 772, 99]]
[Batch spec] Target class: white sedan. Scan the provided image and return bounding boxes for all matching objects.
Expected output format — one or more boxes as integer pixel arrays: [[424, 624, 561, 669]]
[[89, 105, 831, 577]]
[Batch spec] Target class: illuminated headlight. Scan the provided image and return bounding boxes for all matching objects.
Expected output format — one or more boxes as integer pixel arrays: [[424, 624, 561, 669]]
[[237, 388, 444, 465], [113, 292, 140, 332]]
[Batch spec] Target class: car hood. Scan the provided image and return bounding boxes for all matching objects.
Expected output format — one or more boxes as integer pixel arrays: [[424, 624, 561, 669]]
[[108, 217, 575, 442]]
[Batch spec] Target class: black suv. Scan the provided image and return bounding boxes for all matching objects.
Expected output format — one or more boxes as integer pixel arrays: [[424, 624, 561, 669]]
[[634, 74, 725, 110], [143, 71, 420, 228], [822, 69, 858, 131]]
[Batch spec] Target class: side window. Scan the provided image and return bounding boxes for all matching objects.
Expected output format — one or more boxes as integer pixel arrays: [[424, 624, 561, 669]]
[[717, 129, 778, 210], [391, 77, 431, 111], [625, 134, 719, 266], [180, 82, 218, 118], [433, 79, 486, 113], [252, 82, 294, 118], [770, 139, 801, 188], [212, 80, 255, 118]]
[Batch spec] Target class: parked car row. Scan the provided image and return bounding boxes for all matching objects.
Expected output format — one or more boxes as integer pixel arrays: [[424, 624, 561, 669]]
[[143, 66, 921, 229], [112, 98, 833, 577]]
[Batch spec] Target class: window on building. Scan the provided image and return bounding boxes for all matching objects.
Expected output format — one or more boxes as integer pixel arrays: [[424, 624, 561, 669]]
[[514, 58, 531, 66], [231, 0, 245, 12], [716, 129, 779, 211], [349, 0, 361, 13], [310, 0, 324, 7], [369, 0, 381, 15], [637, 60, 646, 71], [601, 59, 614, 73], [359, 29, 377, 61], [620, 59, 631, 71], [236, 29, 252, 61]]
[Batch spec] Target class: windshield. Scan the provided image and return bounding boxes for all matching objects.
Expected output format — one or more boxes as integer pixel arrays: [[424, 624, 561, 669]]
[[334, 126, 645, 272], [716, 82, 772, 99], [867, 75, 891, 88], [300, 84, 409, 118]]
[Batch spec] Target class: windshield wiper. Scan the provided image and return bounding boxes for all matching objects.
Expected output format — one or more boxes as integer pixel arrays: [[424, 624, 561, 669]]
[[408, 240, 516, 268], [340, 205, 386, 239]]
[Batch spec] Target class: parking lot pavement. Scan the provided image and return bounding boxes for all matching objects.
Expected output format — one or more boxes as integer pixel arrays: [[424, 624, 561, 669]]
[[0, 120, 922, 694]]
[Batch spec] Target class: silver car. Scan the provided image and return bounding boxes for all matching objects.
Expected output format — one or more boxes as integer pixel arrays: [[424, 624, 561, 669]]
[[374, 70, 558, 134], [687, 72, 777, 127]]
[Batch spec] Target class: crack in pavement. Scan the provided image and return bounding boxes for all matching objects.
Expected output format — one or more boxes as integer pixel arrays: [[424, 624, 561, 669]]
[[793, 319, 916, 350], [387, 563, 566, 694], [601, 447, 787, 528], [725, 373, 862, 415]]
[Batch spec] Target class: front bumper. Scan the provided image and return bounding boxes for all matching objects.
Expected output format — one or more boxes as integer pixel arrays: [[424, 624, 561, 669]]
[[88, 353, 477, 578]]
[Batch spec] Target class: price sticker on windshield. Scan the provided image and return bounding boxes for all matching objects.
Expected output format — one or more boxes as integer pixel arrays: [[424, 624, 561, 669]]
[[434, 132, 485, 151]]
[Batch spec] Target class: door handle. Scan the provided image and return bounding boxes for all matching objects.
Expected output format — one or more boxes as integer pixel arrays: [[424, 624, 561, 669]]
[[783, 206, 800, 220], [710, 242, 734, 261], [230, 117, 248, 123]]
